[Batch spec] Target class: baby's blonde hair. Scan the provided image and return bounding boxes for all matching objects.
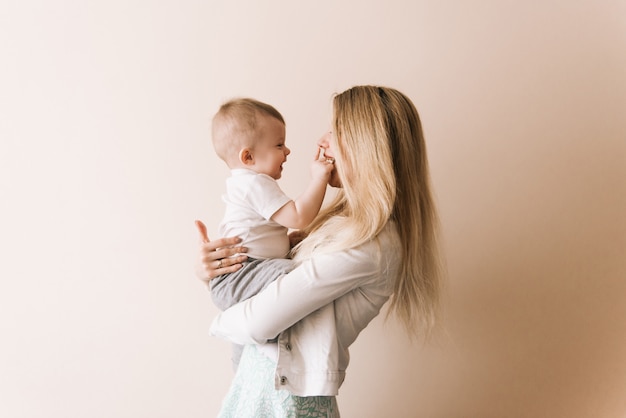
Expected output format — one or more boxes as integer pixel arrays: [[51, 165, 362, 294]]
[[293, 86, 444, 338], [211, 98, 285, 167]]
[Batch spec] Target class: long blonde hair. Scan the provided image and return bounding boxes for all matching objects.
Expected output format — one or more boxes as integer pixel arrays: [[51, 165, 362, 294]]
[[293, 85, 444, 337]]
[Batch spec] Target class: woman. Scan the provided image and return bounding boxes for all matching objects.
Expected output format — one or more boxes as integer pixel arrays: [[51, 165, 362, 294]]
[[196, 85, 444, 417]]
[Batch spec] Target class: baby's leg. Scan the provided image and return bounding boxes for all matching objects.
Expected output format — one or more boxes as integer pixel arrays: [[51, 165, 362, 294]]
[[209, 258, 295, 310]]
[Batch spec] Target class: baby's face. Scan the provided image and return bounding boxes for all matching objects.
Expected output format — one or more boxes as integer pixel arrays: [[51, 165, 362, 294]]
[[251, 116, 290, 180]]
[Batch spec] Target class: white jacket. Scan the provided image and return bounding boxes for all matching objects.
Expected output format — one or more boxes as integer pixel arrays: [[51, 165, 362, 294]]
[[210, 221, 401, 396]]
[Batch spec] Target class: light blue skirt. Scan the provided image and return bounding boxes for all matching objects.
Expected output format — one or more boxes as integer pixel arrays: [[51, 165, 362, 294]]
[[217, 345, 340, 418]]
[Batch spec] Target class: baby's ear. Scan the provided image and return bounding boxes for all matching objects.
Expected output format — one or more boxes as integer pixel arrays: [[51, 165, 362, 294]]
[[239, 148, 254, 165]]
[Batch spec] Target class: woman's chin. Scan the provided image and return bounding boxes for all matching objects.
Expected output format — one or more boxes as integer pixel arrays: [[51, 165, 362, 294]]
[[328, 175, 342, 188]]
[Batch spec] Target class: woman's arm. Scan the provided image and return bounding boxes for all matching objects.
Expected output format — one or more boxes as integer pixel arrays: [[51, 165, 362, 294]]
[[209, 244, 381, 345]]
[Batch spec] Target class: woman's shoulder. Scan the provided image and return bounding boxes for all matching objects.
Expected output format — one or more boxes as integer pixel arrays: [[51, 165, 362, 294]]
[[350, 221, 402, 268], [377, 221, 401, 250], [296, 222, 401, 279], [360, 220, 401, 255], [347, 222, 401, 291]]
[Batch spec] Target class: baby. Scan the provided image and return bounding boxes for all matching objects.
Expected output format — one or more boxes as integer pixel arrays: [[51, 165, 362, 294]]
[[209, 98, 334, 368]]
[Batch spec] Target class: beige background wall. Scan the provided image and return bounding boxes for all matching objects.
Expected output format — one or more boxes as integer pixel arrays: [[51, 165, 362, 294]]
[[1, 0, 625, 417]]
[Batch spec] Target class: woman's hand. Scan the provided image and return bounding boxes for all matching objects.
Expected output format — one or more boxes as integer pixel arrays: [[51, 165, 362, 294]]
[[195, 220, 248, 284]]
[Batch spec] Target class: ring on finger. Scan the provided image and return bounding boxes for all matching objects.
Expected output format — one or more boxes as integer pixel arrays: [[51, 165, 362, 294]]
[[217, 259, 223, 269]]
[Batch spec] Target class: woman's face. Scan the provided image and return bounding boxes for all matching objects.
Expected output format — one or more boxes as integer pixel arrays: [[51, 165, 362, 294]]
[[318, 130, 342, 188]]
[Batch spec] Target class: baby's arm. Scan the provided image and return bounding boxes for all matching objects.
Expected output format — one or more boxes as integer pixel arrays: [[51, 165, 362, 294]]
[[271, 150, 334, 229]]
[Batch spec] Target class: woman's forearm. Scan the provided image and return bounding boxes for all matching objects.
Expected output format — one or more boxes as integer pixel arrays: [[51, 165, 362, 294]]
[[209, 247, 379, 344]]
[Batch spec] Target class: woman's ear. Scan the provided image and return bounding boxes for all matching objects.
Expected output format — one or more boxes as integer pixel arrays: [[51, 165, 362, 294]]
[[239, 148, 254, 166]]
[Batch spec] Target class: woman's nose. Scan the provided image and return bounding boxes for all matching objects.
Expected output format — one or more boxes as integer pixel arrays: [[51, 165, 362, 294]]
[[318, 131, 331, 148]]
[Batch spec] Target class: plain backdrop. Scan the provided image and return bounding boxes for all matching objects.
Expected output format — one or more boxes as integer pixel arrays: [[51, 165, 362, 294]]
[[1, 0, 625, 417]]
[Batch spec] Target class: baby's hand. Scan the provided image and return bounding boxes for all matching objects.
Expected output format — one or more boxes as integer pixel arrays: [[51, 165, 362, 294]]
[[310, 147, 335, 181], [311, 157, 334, 181]]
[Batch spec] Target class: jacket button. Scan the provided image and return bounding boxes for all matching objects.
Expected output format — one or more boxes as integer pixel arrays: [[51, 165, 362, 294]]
[[280, 376, 287, 385], [285, 343, 292, 351]]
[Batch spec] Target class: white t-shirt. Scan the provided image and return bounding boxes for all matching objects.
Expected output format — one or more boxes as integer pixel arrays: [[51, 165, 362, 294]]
[[218, 169, 292, 259]]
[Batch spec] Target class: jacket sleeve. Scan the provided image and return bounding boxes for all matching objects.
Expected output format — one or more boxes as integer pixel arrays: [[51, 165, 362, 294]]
[[209, 244, 381, 345]]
